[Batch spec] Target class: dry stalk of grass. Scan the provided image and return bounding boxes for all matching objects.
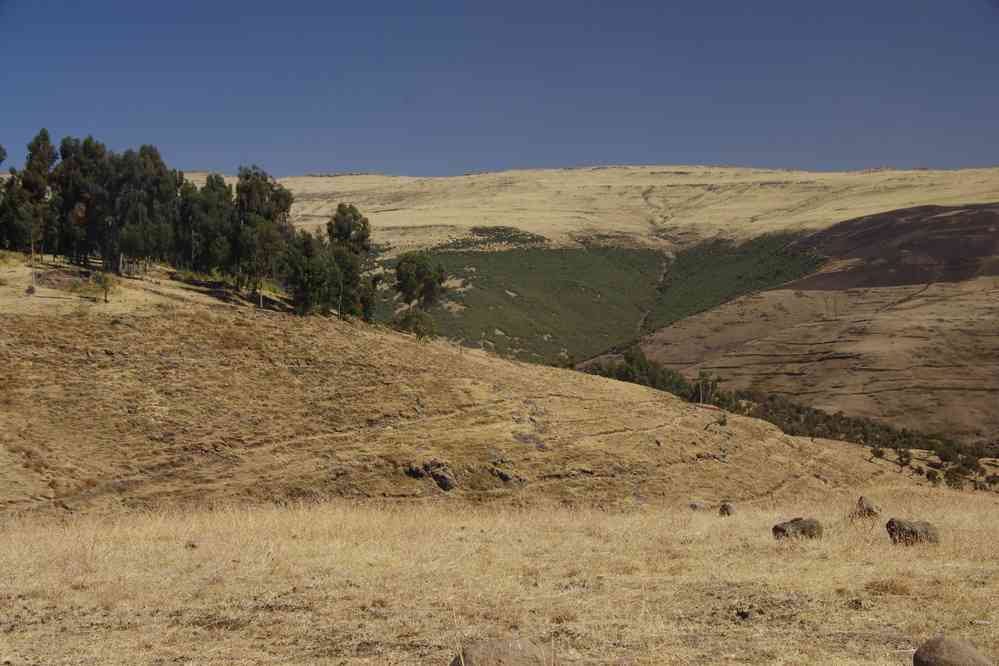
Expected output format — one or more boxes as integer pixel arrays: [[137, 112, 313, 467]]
[[1, 487, 997, 665]]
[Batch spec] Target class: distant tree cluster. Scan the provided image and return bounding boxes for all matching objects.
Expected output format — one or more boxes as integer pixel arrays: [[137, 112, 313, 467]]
[[389, 251, 447, 337], [0, 130, 292, 283], [588, 345, 994, 486], [0, 130, 413, 320], [283, 203, 378, 317]]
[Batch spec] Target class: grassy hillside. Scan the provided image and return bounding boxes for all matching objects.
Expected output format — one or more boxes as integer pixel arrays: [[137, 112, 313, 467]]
[[645, 232, 825, 332], [1, 266, 910, 516], [379, 235, 823, 365], [187, 165, 999, 251], [378, 246, 664, 362], [637, 205, 999, 444]]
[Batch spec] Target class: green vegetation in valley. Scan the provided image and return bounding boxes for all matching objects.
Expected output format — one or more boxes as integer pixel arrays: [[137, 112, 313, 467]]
[[437, 225, 548, 250], [645, 233, 824, 331], [376, 247, 663, 362]]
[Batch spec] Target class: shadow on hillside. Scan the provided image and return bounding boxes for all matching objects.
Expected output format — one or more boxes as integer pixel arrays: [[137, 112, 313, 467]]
[[169, 271, 293, 313]]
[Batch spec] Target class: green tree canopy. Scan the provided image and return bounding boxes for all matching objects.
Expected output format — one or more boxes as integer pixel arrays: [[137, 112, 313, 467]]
[[327, 203, 371, 255], [395, 252, 446, 308]]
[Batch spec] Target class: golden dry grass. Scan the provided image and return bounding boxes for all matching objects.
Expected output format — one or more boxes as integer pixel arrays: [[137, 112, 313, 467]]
[[1, 291, 917, 516], [1, 486, 997, 664], [187, 165, 999, 250]]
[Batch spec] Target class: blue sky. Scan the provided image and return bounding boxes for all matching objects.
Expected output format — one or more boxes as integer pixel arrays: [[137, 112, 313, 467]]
[[2, 0, 998, 175]]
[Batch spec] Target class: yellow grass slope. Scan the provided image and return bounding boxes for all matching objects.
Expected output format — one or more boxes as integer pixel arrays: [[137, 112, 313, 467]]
[[190, 165, 999, 249], [1, 288, 911, 516]]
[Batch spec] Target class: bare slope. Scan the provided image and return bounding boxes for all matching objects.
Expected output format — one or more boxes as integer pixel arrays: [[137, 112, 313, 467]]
[[0, 286, 907, 516], [635, 205, 999, 442], [187, 165, 999, 250]]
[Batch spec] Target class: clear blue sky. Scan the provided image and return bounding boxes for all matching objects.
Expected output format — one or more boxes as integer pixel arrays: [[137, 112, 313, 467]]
[[2, 0, 998, 176]]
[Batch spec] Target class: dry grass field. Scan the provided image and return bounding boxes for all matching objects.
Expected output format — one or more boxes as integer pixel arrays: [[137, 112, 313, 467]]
[[1, 258, 908, 516], [2, 189, 997, 663], [2, 487, 997, 664], [186, 165, 999, 250]]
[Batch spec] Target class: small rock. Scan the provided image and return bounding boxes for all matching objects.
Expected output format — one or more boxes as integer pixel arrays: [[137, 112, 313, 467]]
[[491, 467, 513, 483], [431, 469, 456, 492], [913, 635, 991, 666], [719, 501, 735, 517], [406, 460, 457, 491], [886, 518, 939, 545], [735, 608, 754, 621], [846, 598, 869, 611], [688, 501, 708, 511], [449, 637, 549, 666], [772, 517, 823, 540], [851, 495, 881, 520]]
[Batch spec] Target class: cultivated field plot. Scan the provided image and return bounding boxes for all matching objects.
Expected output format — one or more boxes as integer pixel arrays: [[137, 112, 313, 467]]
[[1, 488, 996, 664]]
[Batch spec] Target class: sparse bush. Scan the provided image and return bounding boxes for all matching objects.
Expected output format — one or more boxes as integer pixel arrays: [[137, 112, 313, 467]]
[[392, 308, 435, 340], [92, 272, 117, 303], [438, 225, 547, 250], [944, 466, 965, 490], [895, 447, 912, 471]]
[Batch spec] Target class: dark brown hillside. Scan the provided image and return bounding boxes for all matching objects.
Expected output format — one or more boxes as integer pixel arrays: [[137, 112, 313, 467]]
[[789, 204, 999, 289]]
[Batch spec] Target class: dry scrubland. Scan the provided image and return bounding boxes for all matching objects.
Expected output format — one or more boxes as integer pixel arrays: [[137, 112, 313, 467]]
[[186, 165, 999, 250], [2, 488, 998, 664]]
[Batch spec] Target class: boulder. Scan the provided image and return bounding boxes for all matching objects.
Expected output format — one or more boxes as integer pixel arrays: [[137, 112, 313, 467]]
[[431, 469, 456, 492], [886, 518, 939, 545], [718, 501, 735, 517], [406, 460, 457, 491], [772, 517, 823, 540], [688, 501, 708, 511], [449, 637, 550, 666], [913, 635, 991, 666], [851, 495, 881, 520]]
